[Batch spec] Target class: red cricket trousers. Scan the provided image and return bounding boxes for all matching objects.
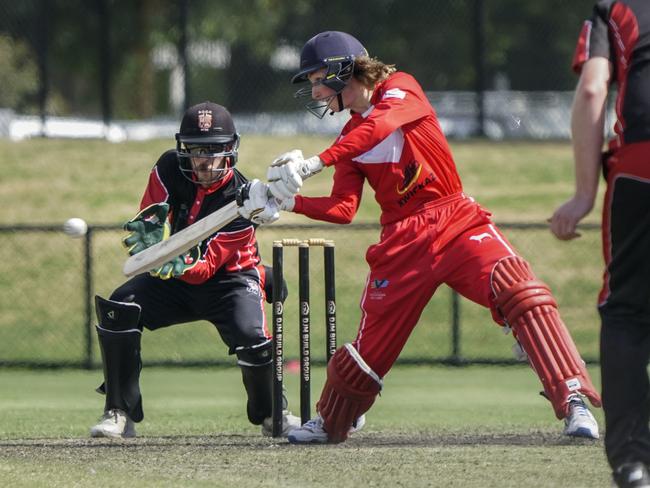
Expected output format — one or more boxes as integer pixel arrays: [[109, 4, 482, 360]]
[[353, 193, 519, 376]]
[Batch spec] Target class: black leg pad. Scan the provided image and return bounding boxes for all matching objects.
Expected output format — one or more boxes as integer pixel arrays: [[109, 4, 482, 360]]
[[237, 340, 274, 425], [95, 295, 144, 422]]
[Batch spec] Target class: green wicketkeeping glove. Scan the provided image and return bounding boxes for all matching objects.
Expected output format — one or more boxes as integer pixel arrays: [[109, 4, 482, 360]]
[[149, 246, 201, 280], [122, 203, 171, 256]]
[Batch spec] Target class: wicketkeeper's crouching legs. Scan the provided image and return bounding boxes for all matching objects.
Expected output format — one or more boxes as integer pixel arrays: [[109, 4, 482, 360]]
[[237, 340, 301, 436], [94, 295, 144, 423], [490, 256, 601, 418], [317, 343, 383, 443], [236, 340, 274, 425]]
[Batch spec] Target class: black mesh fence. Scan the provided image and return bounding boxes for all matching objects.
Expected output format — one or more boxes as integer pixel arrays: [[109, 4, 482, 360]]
[[0, 222, 602, 369], [0, 0, 597, 138]]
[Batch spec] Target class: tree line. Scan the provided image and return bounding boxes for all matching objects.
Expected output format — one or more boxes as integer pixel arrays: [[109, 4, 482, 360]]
[[0, 0, 595, 118]]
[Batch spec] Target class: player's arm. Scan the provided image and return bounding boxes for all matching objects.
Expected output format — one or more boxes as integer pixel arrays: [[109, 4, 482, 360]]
[[319, 85, 430, 165], [290, 160, 365, 224], [550, 57, 611, 240], [122, 162, 174, 255], [175, 224, 256, 284], [267, 78, 429, 199]]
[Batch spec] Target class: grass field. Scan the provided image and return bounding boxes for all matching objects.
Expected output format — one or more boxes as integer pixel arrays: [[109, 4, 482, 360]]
[[0, 138, 606, 365], [0, 365, 608, 487], [0, 137, 613, 486], [0, 137, 603, 225]]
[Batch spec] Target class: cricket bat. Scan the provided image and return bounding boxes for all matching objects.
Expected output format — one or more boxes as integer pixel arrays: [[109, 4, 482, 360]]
[[122, 200, 239, 277]]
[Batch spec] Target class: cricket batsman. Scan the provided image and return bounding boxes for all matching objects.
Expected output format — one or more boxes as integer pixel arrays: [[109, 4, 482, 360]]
[[245, 31, 602, 444]]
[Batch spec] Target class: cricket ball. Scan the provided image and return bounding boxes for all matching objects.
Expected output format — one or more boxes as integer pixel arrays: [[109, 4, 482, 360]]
[[63, 217, 88, 238]]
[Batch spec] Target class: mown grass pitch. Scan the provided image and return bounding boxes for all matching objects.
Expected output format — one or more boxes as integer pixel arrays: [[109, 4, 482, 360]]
[[0, 366, 608, 487]]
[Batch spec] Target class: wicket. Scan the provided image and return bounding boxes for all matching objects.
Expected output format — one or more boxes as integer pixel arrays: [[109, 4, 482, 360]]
[[271, 238, 337, 438]]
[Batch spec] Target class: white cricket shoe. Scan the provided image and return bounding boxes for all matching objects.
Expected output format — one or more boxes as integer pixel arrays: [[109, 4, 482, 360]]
[[261, 410, 302, 437], [287, 414, 366, 444], [90, 409, 136, 439], [563, 395, 599, 439]]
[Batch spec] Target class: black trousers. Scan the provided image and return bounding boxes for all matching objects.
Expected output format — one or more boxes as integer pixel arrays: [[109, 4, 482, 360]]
[[599, 172, 650, 470], [110, 268, 269, 354]]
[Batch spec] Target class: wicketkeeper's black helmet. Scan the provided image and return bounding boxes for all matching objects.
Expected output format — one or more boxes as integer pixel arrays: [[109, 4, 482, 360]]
[[175, 101, 240, 184]]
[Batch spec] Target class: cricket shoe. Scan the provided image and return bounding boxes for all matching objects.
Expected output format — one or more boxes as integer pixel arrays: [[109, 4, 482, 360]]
[[563, 394, 599, 439], [287, 414, 366, 444], [612, 462, 650, 488], [261, 410, 302, 437], [90, 409, 136, 439]]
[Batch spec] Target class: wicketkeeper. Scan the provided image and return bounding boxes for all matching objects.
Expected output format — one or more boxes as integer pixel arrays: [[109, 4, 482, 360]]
[[246, 31, 602, 444], [90, 101, 299, 438]]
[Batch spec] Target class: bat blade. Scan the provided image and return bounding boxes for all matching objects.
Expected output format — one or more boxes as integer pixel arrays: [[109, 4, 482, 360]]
[[122, 200, 239, 277]]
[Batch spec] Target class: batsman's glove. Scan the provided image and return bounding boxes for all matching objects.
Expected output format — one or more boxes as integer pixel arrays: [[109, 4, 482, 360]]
[[122, 202, 170, 256], [236, 179, 280, 225], [266, 149, 323, 200], [149, 245, 201, 280]]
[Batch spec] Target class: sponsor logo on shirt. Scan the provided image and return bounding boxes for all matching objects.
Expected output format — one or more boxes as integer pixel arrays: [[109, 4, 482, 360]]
[[397, 161, 422, 195], [382, 88, 407, 100], [397, 170, 436, 207]]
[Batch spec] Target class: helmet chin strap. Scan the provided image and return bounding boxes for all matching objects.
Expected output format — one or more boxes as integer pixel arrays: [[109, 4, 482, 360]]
[[329, 93, 344, 116]]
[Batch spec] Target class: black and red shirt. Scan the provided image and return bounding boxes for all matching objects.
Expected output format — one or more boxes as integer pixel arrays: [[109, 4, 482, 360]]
[[139, 150, 261, 284], [573, 0, 650, 149]]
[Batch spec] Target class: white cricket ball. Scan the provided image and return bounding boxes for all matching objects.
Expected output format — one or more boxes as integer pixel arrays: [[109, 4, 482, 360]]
[[63, 217, 88, 238]]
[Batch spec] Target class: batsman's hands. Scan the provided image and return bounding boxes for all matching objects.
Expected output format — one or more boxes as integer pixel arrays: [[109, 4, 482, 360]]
[[149, 245, 200, 280], [236, 179, 280, 225], [267, 149, 323, 199], [122, 203, 171, 255], [548, 195, 593, 240]]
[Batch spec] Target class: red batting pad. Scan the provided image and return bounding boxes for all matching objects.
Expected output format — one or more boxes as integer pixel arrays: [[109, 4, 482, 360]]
[[317, 344, 382, 443], [491, 257, 601, 419]]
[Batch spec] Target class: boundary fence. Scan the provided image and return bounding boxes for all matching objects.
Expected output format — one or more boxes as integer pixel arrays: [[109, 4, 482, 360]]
[[0, 221, 602, 369]]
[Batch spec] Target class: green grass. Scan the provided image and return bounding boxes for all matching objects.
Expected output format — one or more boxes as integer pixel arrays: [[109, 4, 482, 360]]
[[0, 138, 605, 364], [0, 138, 603, 224], [0, 366, 609, 487]]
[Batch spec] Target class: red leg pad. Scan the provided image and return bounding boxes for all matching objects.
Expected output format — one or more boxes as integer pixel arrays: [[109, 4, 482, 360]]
[[317, 344, 382, 443], [491, 257, 601, 419]]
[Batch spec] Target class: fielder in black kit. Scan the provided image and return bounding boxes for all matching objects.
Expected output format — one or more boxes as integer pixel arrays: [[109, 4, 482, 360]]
[[90, 101, 300, 438], [550, 2, 650, 486]]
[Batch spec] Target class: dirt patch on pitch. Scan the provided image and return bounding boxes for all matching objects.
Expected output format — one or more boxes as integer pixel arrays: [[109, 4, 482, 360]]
[[0, 430, 600, 453]]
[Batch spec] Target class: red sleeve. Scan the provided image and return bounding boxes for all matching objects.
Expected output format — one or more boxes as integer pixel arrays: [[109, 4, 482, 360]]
[[293, 159, 365, 224], [572, 1, 613, 73], [139, 166, 170, 210], [178, 226, 256, 284], [319, 75, 431, 166]]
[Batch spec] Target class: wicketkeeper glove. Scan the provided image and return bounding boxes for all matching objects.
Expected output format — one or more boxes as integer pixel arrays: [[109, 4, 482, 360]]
[[149, 245, 201, 280], [122, 203, 171, 256]]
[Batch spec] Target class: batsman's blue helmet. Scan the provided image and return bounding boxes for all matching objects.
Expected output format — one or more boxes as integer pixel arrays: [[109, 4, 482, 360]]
[[291, 31, 368, 91]]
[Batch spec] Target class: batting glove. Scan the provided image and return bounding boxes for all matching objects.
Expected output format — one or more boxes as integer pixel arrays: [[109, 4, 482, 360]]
[[122, 202, 170, 256], [267, 150, 323, 200], [236, 179, 280, 225]]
